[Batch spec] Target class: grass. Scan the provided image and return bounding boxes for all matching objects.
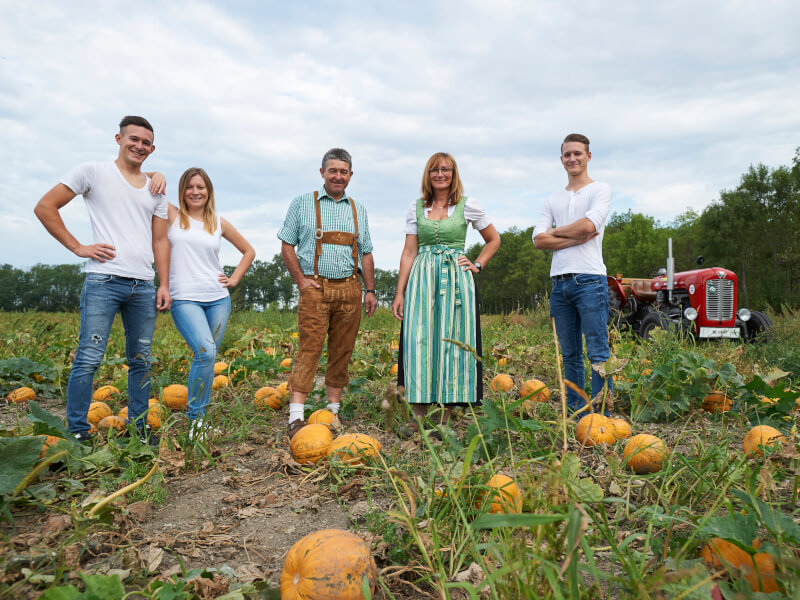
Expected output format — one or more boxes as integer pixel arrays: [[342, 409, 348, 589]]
[[1, 306, 799, 598]]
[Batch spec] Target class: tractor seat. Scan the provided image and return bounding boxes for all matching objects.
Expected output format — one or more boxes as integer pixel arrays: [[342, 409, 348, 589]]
[[630, 279, 657, 302]]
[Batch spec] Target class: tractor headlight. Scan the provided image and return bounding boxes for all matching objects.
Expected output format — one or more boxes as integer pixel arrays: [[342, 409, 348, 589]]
[[738, 308, 751, 322], [683, 307, 698, 321]]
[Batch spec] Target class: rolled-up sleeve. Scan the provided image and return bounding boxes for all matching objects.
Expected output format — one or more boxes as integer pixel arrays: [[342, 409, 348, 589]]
[[584, 183, 612, 231], [277, 197, 301, 245], [356, 204, 374, 255], [532, 197, 554, 242]]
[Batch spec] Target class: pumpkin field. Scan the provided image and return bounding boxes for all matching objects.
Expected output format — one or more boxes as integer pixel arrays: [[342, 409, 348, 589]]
[[1, 306, 799, 599]]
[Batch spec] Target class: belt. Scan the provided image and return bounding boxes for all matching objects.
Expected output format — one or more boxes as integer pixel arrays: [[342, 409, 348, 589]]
[[310, 274, 358, 282], [551, 273, 577, 281]]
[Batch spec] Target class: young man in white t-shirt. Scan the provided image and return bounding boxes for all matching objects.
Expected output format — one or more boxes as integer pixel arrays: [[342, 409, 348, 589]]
[[34, 116, 171, 443], [532, 133, 613, 414]]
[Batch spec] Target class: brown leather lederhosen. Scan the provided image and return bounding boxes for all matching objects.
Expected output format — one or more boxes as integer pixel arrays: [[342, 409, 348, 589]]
[[312, 190, 360, 278], [289, 192, 364, 393]]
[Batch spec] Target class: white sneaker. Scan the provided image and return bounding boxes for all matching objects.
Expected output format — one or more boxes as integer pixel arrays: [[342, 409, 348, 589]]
[[188, 418, 221, 441]]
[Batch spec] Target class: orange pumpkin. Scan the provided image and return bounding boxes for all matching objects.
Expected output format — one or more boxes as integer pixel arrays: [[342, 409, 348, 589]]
[[702, 390, 732, 413], [308, 409, 335, 426], [743, 425, 784, 457], [276, 382, 289, 397], [118, 407, 129, 420], [281, 529, 377, 600], [741, 553, 780, 593], [701, 538, 779, 593], [328, 434, 382, 464], [520, 379, 549, 403], [280, 358, 293, 369], [98, 415, 127, 431], [38, 435, 64, 459], [265, 346, 277, 356], [497, 357, 508, 367], [162, 384, 189, 410], [389, 363, 398, 376], [7, 387, 36, 404], [389, 339, 399, 351], [212, 375, 230, 390], [92, 385, 120, 402], [290, 424, 333, 464], [490, 374, 514, 393], [147, 403, 165, 429], [609, 418, 632, 440], [87, 402, 113, 426], [254, 386, 282, 410], [485, 474, 522, 514], [623, 434, 666, 474], [575, 414, 617, 447], [701, 537, 752, 571], [213, 361, 228, 375]]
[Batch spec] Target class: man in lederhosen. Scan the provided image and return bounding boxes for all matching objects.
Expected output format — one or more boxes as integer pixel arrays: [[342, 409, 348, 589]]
[[278, 148, 377, 440]]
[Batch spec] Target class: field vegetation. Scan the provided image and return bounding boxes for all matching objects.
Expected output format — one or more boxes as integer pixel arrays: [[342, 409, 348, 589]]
[[1, 306, 799, 599]]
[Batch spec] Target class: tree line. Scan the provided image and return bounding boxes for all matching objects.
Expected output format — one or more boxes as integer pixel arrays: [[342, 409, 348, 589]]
[[3, 150, 798, 313]]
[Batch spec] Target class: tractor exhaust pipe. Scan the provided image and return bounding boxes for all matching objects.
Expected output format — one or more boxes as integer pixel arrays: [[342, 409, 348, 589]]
[[667, 238, 675, 304]]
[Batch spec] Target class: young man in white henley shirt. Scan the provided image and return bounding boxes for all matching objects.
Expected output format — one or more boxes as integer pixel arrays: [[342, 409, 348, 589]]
[[532, 133, 613, 414], [34, 115, 171, 444]]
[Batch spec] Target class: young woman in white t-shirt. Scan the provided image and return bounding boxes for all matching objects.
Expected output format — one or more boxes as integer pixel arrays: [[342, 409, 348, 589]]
[[167, 167, 255, 439]]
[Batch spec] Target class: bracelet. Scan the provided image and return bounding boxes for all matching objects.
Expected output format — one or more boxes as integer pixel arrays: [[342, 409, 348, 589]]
[[365, 289, 376, 294]]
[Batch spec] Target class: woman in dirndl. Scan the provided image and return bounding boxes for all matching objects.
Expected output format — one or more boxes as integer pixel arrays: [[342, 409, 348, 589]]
[[391, 152, 500, 435]]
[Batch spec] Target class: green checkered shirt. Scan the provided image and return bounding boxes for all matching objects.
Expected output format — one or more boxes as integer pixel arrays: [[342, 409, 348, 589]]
[[277, 187, 374, 279]]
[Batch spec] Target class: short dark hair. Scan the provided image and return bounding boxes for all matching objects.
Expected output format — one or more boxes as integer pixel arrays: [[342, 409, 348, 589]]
[[561, 133, 590, 153], [119, 115, 154, 135], [321, 148, 352, 171]]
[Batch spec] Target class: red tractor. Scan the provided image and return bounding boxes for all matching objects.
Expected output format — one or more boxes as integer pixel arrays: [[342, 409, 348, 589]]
[[607, 239, 771, 341]]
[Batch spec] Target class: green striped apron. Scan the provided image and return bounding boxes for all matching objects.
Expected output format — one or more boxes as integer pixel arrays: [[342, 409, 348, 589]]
[[402, 198, 478, 405]]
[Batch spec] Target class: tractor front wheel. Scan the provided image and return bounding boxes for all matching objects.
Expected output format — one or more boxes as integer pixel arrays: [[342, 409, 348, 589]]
[[744, 310, 772, 342], [639, 313, 670, 339]]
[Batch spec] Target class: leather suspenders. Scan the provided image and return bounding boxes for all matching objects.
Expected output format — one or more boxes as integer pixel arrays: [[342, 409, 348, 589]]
[[313, 190, 360, 277]]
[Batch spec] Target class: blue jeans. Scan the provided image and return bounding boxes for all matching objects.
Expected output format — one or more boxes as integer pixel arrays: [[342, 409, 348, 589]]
[[550, 274, 613, 413], [67, 274, 157, 434], [170, 296, 231, 420]]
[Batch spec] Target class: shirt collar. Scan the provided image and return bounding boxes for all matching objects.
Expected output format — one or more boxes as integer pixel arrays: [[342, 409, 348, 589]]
[[319, 186, 350, 203]]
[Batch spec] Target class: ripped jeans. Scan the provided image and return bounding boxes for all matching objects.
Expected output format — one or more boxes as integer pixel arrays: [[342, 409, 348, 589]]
[[66, 274, 157, 434]]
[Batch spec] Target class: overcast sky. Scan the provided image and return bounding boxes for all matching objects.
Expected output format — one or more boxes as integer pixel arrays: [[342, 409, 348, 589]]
[[2, 0, 799, 271]]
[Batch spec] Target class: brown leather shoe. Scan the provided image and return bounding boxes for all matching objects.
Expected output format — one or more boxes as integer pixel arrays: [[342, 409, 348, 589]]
[[287, 419, 305, 440]]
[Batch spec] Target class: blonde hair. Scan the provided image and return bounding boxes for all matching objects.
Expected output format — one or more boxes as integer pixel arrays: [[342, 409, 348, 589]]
[[178, 167, 217, 234], [421, 152, 464, 208]]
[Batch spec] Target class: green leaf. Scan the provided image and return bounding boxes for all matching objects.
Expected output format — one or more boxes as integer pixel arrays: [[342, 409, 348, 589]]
[[40, 586, 81, 600], [28, 400, 72, 438], [474, 513, 565, 529], [80, 572, 125, 599], [568, 478, 604, 503], [80, 446, 117, 470], [699, 511, 759, 548], [0, 437, 43, 495]]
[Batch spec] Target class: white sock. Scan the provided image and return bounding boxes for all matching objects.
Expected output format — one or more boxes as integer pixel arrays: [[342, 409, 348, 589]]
[[326, 402, 340, 414], [289, 403, 305, 423]]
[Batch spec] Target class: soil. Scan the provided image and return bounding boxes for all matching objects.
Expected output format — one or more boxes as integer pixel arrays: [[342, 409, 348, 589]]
[[0, 396, 419, 599]]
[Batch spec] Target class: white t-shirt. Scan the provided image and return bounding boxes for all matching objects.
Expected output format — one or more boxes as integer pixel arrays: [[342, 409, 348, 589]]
[[60, 161, 168, 280], [532, 181, 611, 277], [167, 216, 229, 302], [402, 196, 492, 234]]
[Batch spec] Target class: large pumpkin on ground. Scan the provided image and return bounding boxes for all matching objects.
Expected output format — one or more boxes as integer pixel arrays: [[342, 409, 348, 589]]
[[485, 474, 522, 514], [743, 425, 784, 457], [308, 409, 336, 426], [623, 434, 667, 474], [609, 418, 632, 440], [212, 375, 230, 390], [162, 385, 188, 410], [8, 387, 36, 404], [280, 357, 293, 368], [701, 538, 779, 593], [575, 414, 617, 447], [118, 407, 129, 420], [328, 433, 382, 464], [490, 374, 514, 393], [92, 385, 120, 402], [290, 424, 333, 464], [281, 529, 377, 600], [254, 386, 282, 410], [520, 379, 549, 403], [702, 391, 732, 413], [98, 415, 127, 431], [87, 402, 113, 426], [213, 361, 228, 375]]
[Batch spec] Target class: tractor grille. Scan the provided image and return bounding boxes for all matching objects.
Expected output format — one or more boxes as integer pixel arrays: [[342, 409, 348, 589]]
[[705, 279, 734, 321]]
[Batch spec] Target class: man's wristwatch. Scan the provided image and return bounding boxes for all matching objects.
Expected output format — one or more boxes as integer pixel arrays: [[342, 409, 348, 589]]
[[473, 262, 482, 272], [365, 289, 376, 294]]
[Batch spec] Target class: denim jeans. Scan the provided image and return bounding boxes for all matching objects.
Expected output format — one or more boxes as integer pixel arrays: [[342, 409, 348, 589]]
[[550, 274, 613, 413], [170, 296, 231, 420], [67, 274, 157, 434]]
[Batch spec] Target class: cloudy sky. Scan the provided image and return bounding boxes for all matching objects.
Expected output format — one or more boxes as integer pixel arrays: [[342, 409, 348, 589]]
[[2, 0, 799, 271]]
